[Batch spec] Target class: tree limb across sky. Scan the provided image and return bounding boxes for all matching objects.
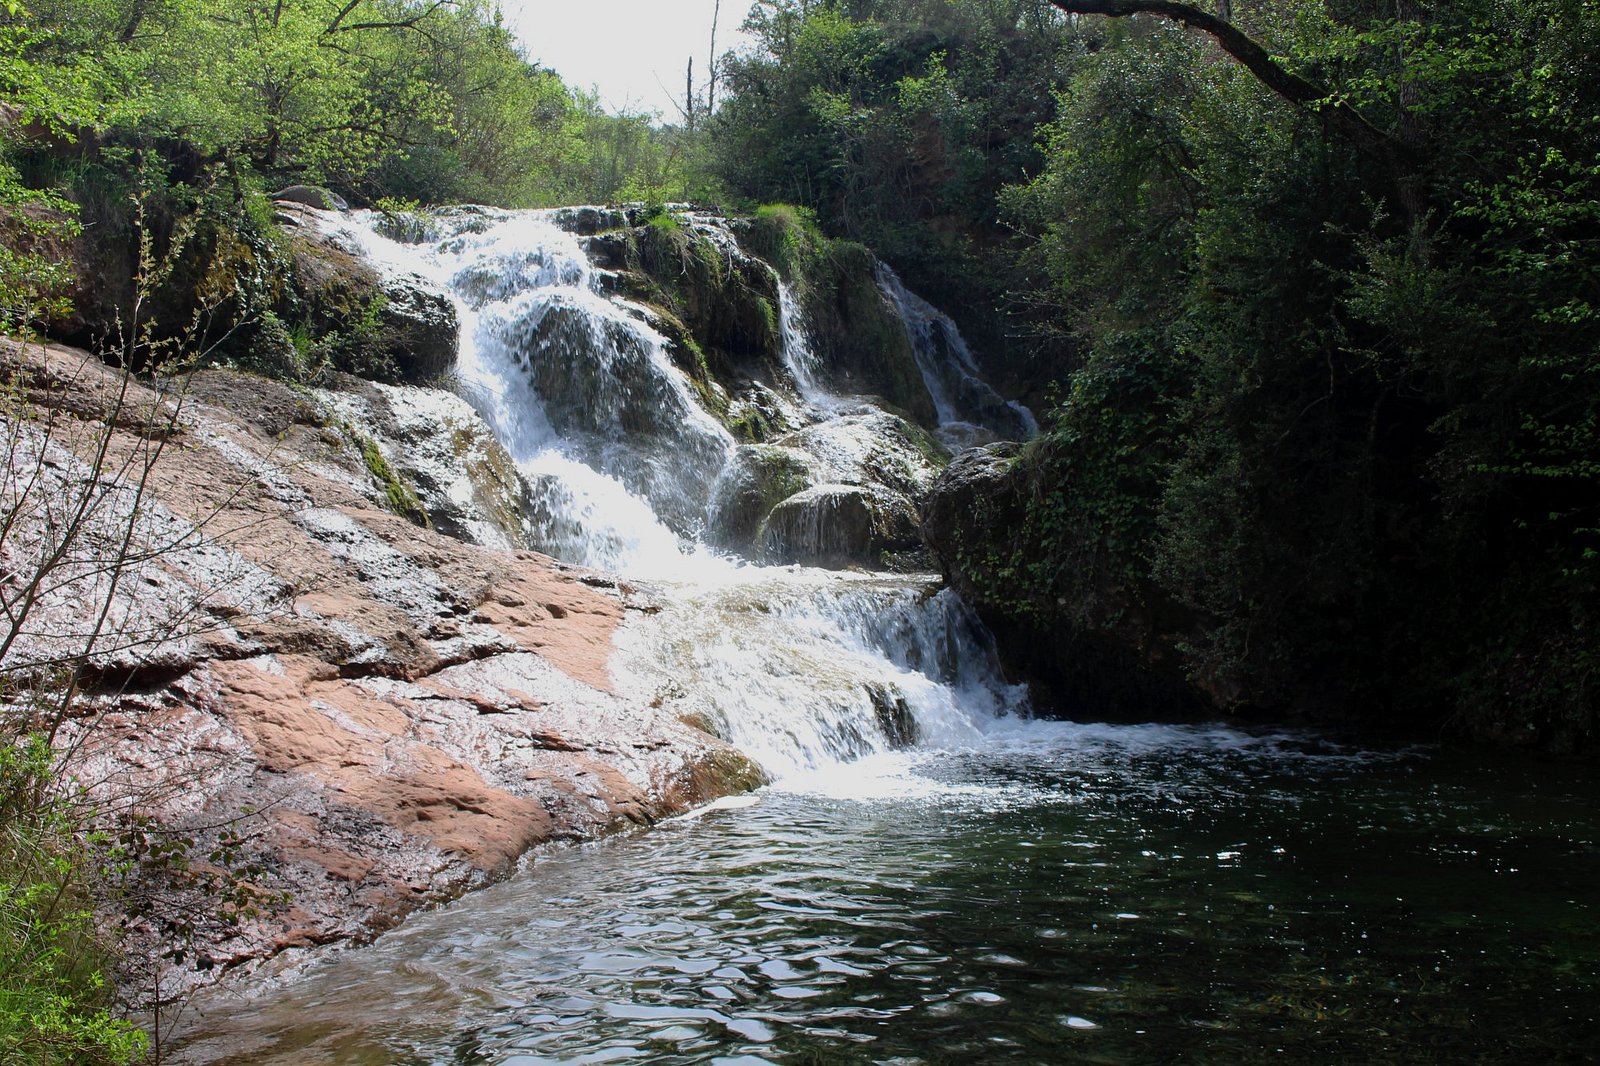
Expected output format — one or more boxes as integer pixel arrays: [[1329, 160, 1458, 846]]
[[1046, 0, 1414, 172]]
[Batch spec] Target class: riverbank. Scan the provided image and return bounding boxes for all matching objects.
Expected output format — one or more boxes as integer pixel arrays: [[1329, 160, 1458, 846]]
[[2, 337, 763, 1007]]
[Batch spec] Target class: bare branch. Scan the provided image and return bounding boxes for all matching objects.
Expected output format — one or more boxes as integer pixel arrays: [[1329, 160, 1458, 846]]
[[328, 0, 455, 35]]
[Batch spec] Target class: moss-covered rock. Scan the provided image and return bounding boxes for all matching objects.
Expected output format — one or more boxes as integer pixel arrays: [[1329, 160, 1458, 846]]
[[269, 185, 348, 211], [709, 444, 820, 547], [338, 380, 539, 548], [774, 408, 947, 496], [920, 442, 1208, 721], [276, 204, 457, 384], [565, 210, 795, 444], [800, 241, 936, 425]]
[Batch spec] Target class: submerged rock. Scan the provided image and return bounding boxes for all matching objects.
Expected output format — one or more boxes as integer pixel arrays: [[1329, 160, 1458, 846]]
[[550, 205, 630, 236], [486, 297, 733, 531], [866, 682, 919, 747]]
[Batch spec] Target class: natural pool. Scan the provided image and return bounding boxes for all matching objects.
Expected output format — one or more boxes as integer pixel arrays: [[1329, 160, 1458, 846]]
[[172, 722, 1600, 1064]]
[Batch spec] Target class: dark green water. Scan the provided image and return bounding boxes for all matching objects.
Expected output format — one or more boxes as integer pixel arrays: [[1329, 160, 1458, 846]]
[[173, 723, 1600, 1065]]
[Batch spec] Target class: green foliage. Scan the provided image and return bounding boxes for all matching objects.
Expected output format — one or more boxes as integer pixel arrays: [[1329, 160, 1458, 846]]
[[0, 736, 148, 1065], [2, 0, 715, 214], [748, 203, 825, 282], [981, 0, 1600, 744], [712, 0, 1073, 377], [349, 426, 429, 526], [0, 165, 80, 331]]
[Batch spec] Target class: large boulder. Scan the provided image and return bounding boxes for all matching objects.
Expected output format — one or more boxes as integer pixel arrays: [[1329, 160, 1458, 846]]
[[922, 442, 1208, 721], [269, 185, 349, 211], [276, 203, 458, 384], [919, 441, 1023, 566], [760, 483, 921, 568], [708, 444, 819, 547], [775, 408, 945, 496], [374, 273, 457, 382], [321, 380, 539, 549]]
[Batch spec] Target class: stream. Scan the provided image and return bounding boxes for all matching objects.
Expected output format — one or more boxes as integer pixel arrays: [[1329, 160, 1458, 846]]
[[172, 207, 1600, 1063]]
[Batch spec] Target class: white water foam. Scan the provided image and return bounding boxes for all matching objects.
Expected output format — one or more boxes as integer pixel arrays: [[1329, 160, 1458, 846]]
[[347, 208, 1039, 792]]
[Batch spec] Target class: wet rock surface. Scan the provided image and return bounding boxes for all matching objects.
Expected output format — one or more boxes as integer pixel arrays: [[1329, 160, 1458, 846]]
[[1, 340, 763, 1003], [276, 202, 459, 384], [760, 484, 922, 567], [709, 408, 945, 566]]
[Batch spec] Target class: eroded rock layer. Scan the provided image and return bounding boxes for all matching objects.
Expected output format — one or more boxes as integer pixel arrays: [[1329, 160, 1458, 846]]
[[1, 340, 762, 1001]]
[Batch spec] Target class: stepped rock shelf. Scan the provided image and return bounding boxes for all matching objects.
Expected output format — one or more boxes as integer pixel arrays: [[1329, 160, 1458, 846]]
[[2, 338, 764, 1000], [4, 200, 1038, 1004]]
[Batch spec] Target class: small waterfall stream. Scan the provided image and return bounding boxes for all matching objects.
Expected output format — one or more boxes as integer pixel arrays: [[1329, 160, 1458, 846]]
[[877, 264, 1039, 450], [347, 207, 1031, 780]]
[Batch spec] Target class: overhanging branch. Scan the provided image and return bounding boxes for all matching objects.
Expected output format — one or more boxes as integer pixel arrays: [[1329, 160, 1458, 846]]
[[1048, 0, 1415, 173]]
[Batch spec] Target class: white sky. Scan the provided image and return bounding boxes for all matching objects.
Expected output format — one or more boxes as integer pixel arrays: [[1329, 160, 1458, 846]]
[[501, 0, 758, 118]]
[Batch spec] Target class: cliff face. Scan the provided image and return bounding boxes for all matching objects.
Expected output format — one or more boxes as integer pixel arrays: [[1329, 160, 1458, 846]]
[[919, 444, 1209, 724], [1, 338, 761, 1002]]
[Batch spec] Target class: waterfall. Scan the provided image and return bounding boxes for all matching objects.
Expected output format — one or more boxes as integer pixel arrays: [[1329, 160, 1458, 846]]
[[347, 208, 1031, 784], [876, 263, 1039, 448], [775, 277, 829, 403]]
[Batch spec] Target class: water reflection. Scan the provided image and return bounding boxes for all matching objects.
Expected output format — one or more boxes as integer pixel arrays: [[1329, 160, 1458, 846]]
[[172, 726, 1600, 1065]]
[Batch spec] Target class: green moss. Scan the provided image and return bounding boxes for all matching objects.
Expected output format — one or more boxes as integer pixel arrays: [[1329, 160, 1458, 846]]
[[347, 427, 430, 527], [644, 203, 682, 236], [750, 446, 811, 499], [801, 240, 935, 424], [728, 405, 773, 443], [748, 203, 825, 282], [690, 746, 769, 796]]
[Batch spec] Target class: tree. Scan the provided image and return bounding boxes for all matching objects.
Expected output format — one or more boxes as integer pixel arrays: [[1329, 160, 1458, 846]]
[[1045, 0, 1408, 169]]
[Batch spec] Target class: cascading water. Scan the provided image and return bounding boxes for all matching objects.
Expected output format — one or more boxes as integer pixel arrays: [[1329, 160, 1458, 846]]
[[877, 263, 1039, 449], [775, 276, 828, 403], [344, 206, 1031, 782], [173, 209, 1600, 1066]]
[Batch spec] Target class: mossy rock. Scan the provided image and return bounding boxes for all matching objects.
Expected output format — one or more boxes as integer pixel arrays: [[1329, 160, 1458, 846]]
[[269, 185, 348, 211], [737, 205, 826, 282], [629, 219, 784, 381], [801, 241, 936, 425], [866, 682, 919, 747], [709, 444, 819, 547], [700, 747, 769, 795], [759, 483, 921, 568]]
